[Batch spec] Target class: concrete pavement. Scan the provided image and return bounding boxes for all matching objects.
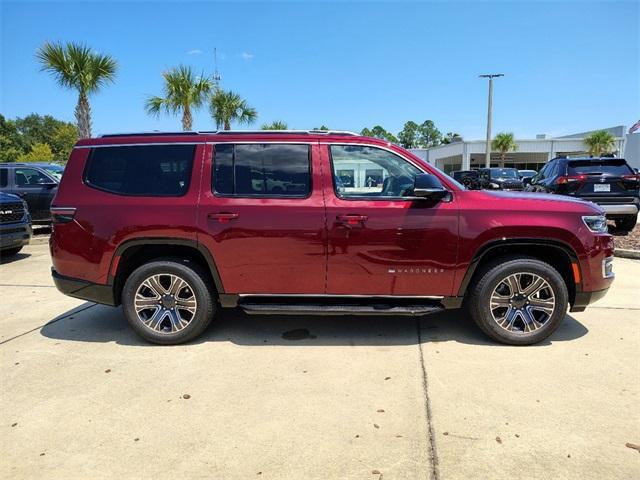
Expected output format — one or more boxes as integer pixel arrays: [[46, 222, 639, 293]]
[[1, 243, 639, 479]]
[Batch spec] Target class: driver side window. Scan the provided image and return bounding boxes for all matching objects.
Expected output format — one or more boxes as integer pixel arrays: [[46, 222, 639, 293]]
[[329, 145, 421, 199]]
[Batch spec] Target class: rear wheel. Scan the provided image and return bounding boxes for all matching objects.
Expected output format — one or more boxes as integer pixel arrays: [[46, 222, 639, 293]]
[[466, 257, 568, 345], [122, 259, 215, 345], [614, 214, 637, 233]]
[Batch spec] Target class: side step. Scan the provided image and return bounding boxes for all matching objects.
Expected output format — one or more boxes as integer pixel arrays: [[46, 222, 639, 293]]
[[240, 302, 444, 316]]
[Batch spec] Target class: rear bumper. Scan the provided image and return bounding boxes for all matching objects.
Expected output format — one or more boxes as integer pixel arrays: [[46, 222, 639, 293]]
[[52, 269, 116, 306], [0, 222, 32, 250], [599, 204, 638, 216], [570, 288, 610, 312]]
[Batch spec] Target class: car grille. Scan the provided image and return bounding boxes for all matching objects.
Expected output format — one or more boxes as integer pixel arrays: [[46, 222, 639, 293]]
[[502, 182, 523, 190], [0, 202, 25, 224]]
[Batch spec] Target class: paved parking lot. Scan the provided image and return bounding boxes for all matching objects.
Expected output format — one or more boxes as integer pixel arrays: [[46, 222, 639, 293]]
[[1, 243, 639, 479]]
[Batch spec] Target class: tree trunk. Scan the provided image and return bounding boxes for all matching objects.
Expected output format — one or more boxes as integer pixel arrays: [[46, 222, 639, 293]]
[[224, 120, 231, 130], [75, 92, 92, 138], [182, 106, 193, 131]]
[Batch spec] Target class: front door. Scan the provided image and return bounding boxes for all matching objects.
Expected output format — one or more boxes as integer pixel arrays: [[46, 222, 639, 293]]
[[12, 167, 56, 221], [197, 142, 327, 294], [322, 144, 459, 297]]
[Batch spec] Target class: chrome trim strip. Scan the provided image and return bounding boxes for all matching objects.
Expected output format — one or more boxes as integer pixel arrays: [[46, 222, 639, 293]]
[[599, 204, 639, 215], [238, 293, 444, 300]]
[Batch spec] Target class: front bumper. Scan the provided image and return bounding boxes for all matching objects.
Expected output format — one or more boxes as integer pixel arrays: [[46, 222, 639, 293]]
[[0, 222, 32, 250], [52, 269, 116, 306], [570, 288, 610, 312]]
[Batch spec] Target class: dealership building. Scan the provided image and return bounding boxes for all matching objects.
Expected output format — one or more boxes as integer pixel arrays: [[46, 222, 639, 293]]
[[410, 125, 639, 173]]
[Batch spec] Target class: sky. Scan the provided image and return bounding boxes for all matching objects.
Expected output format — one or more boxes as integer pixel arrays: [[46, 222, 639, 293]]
[[1, 0, 638, 140]]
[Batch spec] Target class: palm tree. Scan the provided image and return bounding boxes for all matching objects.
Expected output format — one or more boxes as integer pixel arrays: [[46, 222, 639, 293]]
[[145, 66, 212, 131], [36, 42, 117, 138], [209, 89, 257, 130], [442, 132, 462, 144], [261, 120, 288, 130], [492, 132, 518, 162], [584, 130, 616, 157]]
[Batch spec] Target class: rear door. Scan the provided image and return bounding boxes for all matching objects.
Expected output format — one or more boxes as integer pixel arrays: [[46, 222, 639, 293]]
[[197, 141, 327, 294], [11, 167, 55, 221], [322, 143, 458, 296]]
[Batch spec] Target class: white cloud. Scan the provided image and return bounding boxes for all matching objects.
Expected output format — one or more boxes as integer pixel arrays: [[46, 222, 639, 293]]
[[187, 49, 202, 55], [241, 52, 254, 61]]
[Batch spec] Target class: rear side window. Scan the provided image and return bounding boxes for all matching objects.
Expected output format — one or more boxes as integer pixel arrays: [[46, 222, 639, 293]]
[[213, 143, 310, 197], [84, 144, 196, 196], [0, 168, 7, 187], [568, 159, 633, 176]]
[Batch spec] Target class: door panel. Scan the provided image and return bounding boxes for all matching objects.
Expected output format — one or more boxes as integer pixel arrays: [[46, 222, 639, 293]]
[[12, 167, 54, 221], [197, 143, 327, 294], [322, 144, 459, 296]]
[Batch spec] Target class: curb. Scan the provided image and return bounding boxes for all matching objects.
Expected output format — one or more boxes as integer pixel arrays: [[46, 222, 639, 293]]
[[614, 249, 640, 260]]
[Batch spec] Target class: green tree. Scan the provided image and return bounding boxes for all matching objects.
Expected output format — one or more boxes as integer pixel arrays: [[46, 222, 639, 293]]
[[37, 42, 117, 138], [17, 143, 54, 163], [0, 115, 24, 162], [361, 125, 398, 143], [261, 120, 288, 130], [314, 125, 329, 131], [584, 130, 616, 157], [14, 114, 78, 161], [398, 121, 421, 148], [491, 132, 518, 162], [418, 120, 442, 147], [442, 132, 462, 144], [209, 89, 257, 130], [146, 65, 212, 131]]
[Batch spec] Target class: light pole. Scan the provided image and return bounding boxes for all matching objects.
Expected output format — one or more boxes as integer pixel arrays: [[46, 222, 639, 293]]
[[479, 74, 504, 168]]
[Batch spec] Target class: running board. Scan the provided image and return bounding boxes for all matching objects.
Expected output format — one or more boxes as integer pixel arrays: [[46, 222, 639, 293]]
[[240, 303, 444, 316]]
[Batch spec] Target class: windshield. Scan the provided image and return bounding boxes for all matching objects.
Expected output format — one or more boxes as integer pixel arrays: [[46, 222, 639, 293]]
[[41, 165, 64, 181], [490, 168, 518, 179]]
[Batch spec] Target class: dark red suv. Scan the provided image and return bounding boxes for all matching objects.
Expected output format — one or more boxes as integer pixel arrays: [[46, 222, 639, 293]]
[[50, 131, 615, 345]]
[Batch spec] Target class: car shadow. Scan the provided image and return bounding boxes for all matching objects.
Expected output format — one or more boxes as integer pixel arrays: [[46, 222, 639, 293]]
[[40, 302, 589, 348], [0, 252, 31, 265]]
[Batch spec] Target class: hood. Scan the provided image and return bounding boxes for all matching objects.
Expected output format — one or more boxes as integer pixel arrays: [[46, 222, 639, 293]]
[[478, 190, 604, 212], [0, 192, 23, 203]]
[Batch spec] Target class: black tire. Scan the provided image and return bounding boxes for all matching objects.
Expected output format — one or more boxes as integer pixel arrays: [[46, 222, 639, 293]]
[[466, 256, 568, 345], [122, 258, 215, 345], [1, 246, 23, 257], [614, 214, 637, 233]]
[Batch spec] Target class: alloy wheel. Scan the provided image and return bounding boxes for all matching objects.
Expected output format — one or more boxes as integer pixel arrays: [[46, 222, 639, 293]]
[[134, 274, 197, 334], [489, 272, 556, 334]]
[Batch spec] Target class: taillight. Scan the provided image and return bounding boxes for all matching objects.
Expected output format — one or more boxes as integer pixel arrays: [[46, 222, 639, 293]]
[[51, 207, 76, 223], [556, 175, 586, 185], [622, 174, 640, 182]]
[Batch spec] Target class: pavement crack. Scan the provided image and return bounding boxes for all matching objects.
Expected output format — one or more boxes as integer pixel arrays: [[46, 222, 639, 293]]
[[0, 303, 96, 345], [416, 318, 440, 480]]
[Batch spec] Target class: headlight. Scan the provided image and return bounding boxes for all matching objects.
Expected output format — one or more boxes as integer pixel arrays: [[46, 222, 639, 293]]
[[582, 215, 608, 233], [489, 182, 500, 188]]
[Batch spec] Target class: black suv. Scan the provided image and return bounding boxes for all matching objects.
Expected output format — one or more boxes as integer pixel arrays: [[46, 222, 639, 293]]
[[451, 169, 480, 189], [526, 157, 639, 232], [0, 163, 63, 223], [477, 168, 524, 191]]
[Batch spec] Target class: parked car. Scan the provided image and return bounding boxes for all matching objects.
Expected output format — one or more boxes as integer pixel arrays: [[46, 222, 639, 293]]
[[50, 131, 614, 346], [451, 169, 479, 189], [518, 169, 538, 181], [525, 157, 639, 232], [0, 163, 64, 224], [0, 191, 32, 257], [477, 167, 524, 191]]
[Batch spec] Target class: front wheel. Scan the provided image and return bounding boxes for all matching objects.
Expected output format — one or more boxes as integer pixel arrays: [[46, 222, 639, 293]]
[[466, 257, 568, 345], [122, 259, 215, 345]]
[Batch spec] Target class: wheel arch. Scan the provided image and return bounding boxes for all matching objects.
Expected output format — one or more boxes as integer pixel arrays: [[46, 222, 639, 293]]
[[458, 238, 580, 307], [109, 238, 224, 305]]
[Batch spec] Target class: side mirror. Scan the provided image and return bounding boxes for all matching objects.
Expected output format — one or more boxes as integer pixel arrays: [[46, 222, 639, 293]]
[[413, 173, 448, 200]]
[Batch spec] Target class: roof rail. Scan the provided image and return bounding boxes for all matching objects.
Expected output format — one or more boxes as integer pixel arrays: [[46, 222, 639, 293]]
[[98, 129, 360, 138]]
